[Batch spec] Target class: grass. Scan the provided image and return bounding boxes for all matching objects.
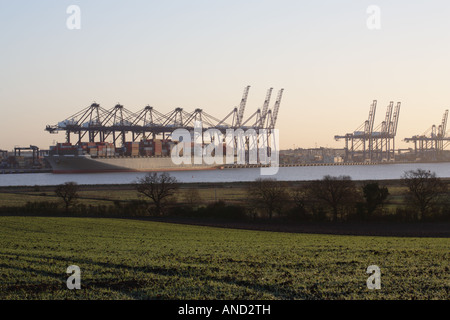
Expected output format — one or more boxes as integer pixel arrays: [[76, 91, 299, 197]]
[[0, 216, 448, 300], [0, 185, 248, 208]]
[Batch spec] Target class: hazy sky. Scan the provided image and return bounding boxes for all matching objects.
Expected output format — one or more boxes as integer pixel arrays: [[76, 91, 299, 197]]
[[1, 0, 450, 151]]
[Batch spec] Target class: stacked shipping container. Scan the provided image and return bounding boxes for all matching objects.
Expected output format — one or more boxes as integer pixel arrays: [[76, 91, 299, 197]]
[[140, 140, 154, 156], [125, 142, 140, 156], [154, 139, 163, 156], [49, 140, 178, 158], [49, 143, 79, 156]]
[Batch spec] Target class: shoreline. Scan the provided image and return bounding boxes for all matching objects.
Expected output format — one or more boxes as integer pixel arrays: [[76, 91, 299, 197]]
[[2, 159, 450, 175]]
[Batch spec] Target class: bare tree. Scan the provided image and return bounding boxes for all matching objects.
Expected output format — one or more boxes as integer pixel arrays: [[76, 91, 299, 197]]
[[55, 182, 79, 213], [247, 178, 289, 219], [307, 175, 357, 221], [401, 169, 447, 221], [135, 172, 179, 215]]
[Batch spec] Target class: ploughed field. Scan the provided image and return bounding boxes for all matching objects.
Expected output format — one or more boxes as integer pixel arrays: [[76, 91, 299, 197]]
[[0, 217, 448, 299]]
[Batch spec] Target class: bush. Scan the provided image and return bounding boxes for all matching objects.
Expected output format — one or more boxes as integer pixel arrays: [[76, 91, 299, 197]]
[[202, 201, 248, 220]]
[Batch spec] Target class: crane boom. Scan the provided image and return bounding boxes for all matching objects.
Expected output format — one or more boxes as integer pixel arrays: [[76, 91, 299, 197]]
[[382, 102, 393, 134], [389, 102, 401, 136], [364, 100, 377, 135], [439, 110, 448, 137], [270, 89, 284, 129], [237, 86, 251, 127], [260, 88, 273, 128]]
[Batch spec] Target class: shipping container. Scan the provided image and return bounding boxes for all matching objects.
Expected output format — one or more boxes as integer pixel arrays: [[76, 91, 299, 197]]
[[125, 142, 140, 156]]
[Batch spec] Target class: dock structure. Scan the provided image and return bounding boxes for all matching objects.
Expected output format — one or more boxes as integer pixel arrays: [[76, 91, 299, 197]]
[[404, 110, 450, 161], [45, 86, 284, 151], [335, 100, 401, 163]]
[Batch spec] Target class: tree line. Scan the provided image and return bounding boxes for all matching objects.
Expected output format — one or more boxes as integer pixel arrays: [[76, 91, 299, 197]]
[[245, 169, 448, 222], [3, 169, 449, 222]]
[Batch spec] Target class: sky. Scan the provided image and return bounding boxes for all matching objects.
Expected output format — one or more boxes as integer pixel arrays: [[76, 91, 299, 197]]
[[1, 0, 450, 151]]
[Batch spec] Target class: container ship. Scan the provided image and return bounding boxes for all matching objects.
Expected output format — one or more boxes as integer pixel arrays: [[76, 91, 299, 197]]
[[45, 139, 221, 174]]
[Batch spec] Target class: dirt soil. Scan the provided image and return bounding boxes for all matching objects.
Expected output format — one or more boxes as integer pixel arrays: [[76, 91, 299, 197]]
[[141, 217, 450, 238]]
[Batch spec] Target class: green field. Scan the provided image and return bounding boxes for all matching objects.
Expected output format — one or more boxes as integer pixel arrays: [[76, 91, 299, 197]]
[[0, 216, 448, 300]]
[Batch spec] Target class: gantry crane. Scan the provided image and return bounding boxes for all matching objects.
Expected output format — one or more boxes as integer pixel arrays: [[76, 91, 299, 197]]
[[45, 86, 283, 154], [370, 101, 401, 161], [335, 100, 377, 162], [404, 109, 449, 160], [335, 100, 401, 162]]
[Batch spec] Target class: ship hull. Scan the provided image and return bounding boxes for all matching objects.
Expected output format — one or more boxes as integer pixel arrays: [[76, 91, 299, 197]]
[[45, 155, 220, 174]]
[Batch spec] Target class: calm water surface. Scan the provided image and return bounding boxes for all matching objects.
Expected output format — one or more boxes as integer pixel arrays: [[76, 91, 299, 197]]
[[1, 163, 450, 186]]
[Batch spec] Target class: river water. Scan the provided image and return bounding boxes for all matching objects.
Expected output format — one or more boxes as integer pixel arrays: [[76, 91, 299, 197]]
[[1, 163, 450, 186]]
